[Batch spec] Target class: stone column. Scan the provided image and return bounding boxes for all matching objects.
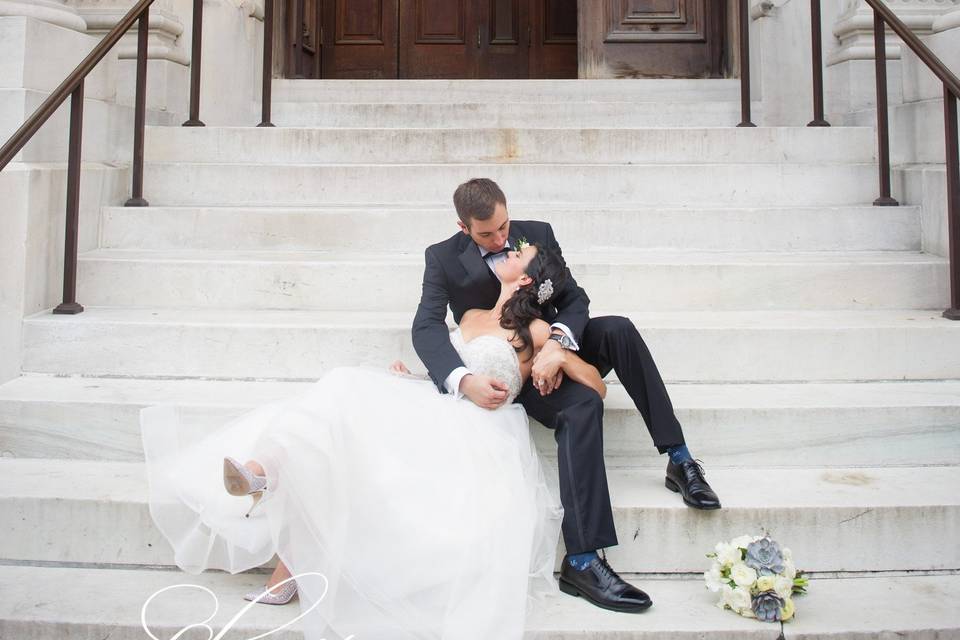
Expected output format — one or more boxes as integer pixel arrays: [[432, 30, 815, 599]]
[[65, 0, 189, 114], [0, 0, 86, 31], [914, 1, 960, 101], [826, 0, 955, 122], [933, 3, 960, 31], [747, 0, 814, 126], [896, 0, 960, 259]]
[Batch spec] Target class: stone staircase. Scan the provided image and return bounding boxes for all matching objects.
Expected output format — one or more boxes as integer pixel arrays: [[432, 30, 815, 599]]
[[2, 79, 959, 638]]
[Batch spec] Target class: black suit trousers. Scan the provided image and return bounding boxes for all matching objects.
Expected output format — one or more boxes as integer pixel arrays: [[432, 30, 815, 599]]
[[515, 315, 685, 555]]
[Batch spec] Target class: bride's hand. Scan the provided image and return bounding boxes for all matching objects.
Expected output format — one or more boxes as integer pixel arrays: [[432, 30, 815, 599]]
[[389, 360, 412, 375]]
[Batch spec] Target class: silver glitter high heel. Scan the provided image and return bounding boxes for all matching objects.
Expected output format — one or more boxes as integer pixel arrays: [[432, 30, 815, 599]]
[[243, 579, 298, 605], [223, 456, 269, 518]]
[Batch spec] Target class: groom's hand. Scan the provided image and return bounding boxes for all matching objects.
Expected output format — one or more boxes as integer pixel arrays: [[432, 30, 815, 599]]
[[459, 374, 510, 410], [532, 340, 565, 395]]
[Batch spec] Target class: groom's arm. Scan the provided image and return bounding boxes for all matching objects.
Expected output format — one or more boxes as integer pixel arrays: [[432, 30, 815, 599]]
[[543, 222, 590, 345], [412, 245, 468, 394]]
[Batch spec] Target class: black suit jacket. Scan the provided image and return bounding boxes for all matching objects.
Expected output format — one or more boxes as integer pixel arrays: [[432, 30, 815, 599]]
[[411, 220, 591, 393]]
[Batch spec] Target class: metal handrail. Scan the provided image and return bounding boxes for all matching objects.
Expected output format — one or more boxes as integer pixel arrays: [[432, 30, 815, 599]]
[[736, 0, 755, 127], [860, 0, 960, 319], [738, 0, 958, 318], [0, 0, 156, 314], [0, 0, 154, 171], [0, 0, 276, 316]]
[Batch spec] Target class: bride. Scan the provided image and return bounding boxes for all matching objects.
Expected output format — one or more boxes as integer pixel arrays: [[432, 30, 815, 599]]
[[139, 241, 607, 640]]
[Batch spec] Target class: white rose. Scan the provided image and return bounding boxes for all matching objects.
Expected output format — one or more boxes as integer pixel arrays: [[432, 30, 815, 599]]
[[718, 584, 734, 610], [715, 542, 741, 567], [755, 575, 776, 592], [783, 558, 797, 580], [774, 575, 793, 599], [715, 591, 730, 611], [730, 562, 758, 588], [704, 564, 725, 593], [725, 585, 753, 615]]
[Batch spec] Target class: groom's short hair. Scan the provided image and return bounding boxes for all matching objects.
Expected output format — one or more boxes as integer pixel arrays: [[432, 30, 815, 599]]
[[453, 178, 506, 227]]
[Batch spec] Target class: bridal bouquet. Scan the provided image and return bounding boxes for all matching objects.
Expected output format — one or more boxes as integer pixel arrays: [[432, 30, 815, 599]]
[[704, 534, 808, 622]]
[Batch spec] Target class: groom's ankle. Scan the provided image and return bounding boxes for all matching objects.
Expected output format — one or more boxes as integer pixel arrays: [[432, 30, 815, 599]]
[[566, 550, 598, 571], [667, 444, 693, 464]]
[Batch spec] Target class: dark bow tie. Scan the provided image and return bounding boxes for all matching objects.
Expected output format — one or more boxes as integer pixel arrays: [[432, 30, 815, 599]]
[[483, 246, 512, 258]]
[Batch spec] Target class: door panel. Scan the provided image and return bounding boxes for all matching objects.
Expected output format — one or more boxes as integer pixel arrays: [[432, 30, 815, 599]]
[[305, 0, 726, 79], [605, 0, 707, 41], [530, 0, 577, 78], [321, 0, 399, 79], [477, 0, 530, 79], [306, 0, 589, 79], [399, 0, 477, 78], [580, 0, 724, 78]]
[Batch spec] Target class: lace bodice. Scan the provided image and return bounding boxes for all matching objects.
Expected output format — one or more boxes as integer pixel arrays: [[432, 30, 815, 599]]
[[450, 327, 523, 404]]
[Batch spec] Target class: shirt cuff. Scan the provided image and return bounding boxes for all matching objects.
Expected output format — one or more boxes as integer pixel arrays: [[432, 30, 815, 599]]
[[444, 366, 472, 399], [550, 322, 580, 351]]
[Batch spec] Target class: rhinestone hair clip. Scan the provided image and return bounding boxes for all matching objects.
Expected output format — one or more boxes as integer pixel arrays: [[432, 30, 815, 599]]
[[537, 278, 554, 304]]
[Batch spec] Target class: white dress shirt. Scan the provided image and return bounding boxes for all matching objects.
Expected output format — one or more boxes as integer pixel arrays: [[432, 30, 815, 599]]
[[443, 240, 580, 398]]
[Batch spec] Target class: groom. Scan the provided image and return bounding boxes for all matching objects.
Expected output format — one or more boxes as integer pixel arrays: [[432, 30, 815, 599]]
[[412, 178, 721, 613]]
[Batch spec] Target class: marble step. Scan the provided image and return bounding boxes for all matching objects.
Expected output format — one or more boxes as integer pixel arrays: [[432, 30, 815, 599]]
[[268, 99, 761, 128], [3, 565, 957, 640], [271, 78, 745, 103], [73, 249, 949, 312], [140, 162, 880, 206], [1, 375, 957, 468], [142, 126, 877, 165], [21, 308, 960, 382], [2, 458, 958, 572], [98, 204, 924, 253]]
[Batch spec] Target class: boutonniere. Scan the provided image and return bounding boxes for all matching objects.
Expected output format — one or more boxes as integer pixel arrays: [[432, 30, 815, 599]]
[[513, 236, 530, 252]]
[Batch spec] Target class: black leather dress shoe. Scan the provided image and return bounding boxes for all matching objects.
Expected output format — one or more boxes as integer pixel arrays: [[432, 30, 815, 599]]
[[558, 549, 652, 613], [665, 458, 721, 510]]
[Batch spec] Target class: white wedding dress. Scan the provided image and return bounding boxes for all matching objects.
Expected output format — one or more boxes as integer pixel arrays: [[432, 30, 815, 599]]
[[140, 326, 564, 640]]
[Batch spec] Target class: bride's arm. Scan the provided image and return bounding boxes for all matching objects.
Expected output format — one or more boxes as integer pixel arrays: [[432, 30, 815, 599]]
[[558, 351, 607, 399], [390, 360, 412, 374], [388, 360, 432, 380], [529, 320, 606, 399]]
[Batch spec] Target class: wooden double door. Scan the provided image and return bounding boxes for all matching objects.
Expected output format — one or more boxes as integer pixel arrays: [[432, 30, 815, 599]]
[[287, 0, 578, 79]]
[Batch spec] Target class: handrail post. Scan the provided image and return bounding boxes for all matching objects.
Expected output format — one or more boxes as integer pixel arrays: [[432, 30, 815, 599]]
[[737, 0, 755, 127], [944, 86, 960, 320], [53, 82, 85, 315], [183, 0, 205, 126], [126, 7, 150, 206], [258, 0, 276, 127], [872, 9, 898, 205], [807, 0, 829, 126]]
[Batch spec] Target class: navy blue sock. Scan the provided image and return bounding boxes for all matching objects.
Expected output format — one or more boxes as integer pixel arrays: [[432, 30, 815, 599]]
[[667, 444, 693, 464], [567, 550, 598, 570]]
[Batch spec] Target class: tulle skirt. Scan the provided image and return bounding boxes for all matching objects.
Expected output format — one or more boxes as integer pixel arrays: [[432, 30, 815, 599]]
[[140, 365, 564, 640]]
